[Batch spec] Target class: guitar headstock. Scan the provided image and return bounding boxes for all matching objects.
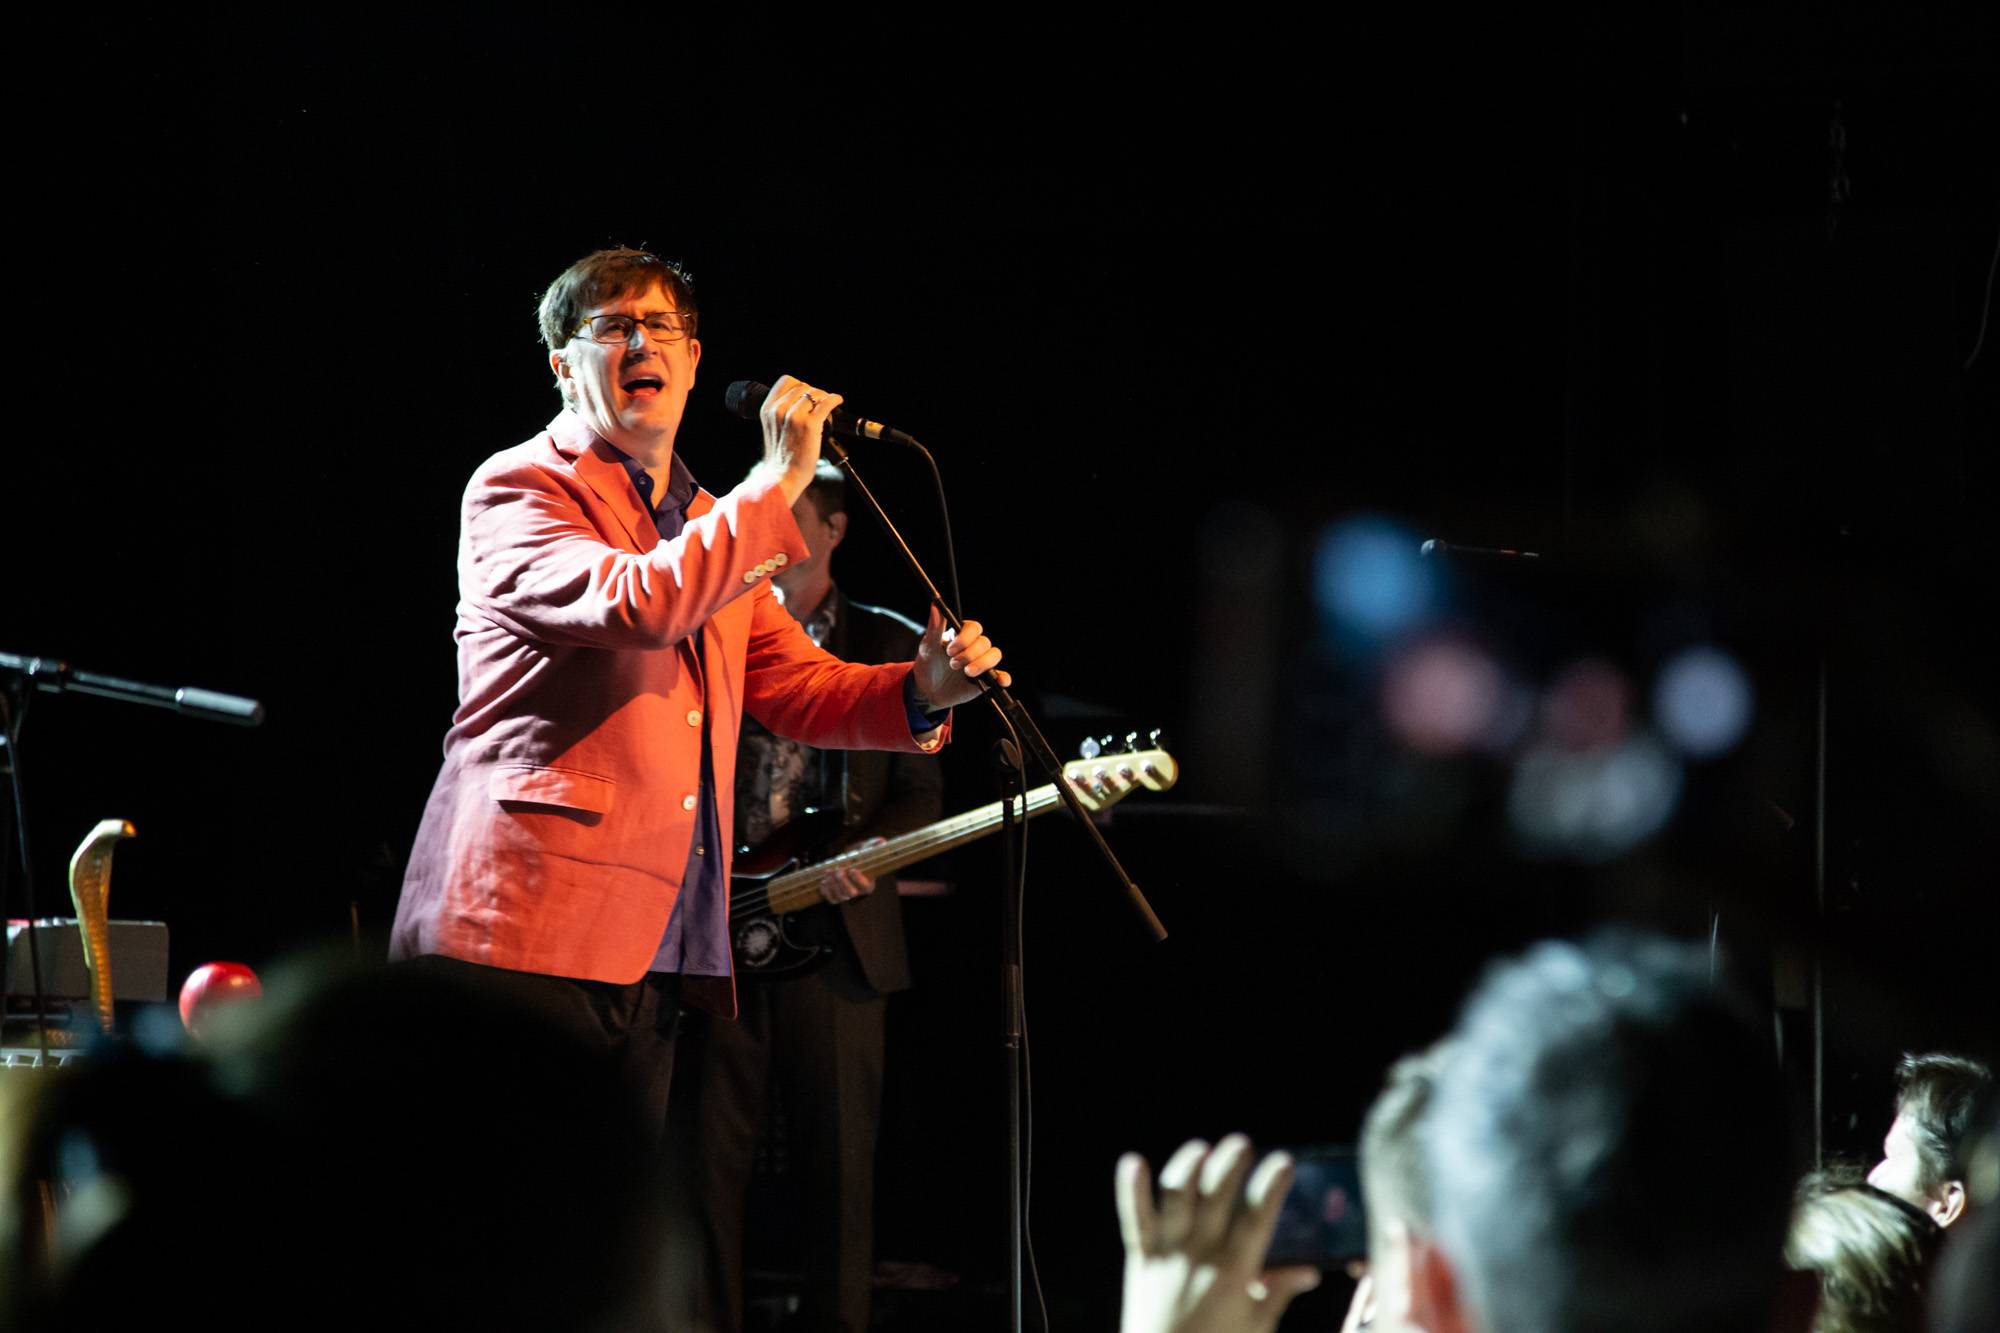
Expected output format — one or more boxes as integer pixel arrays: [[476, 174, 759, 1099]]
[[1063, 731, 1178, 812]]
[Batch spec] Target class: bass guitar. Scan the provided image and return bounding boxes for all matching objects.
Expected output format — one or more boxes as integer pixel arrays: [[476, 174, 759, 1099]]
[[730, 743, 1178, 978]]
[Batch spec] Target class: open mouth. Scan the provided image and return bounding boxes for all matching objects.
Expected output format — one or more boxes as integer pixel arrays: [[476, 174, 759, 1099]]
[[622, 375, 664, 396]]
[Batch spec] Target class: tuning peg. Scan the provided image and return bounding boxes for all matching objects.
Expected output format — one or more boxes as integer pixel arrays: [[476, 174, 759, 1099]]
[[1148, 727, 1167, 751], [1078, 736, 1101, 759]]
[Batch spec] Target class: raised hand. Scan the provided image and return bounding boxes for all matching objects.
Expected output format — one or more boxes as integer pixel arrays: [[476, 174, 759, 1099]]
[[1116, 1135, 1321, 1333], [912, 604, 1011, 710], [755, 374, 845, 503]]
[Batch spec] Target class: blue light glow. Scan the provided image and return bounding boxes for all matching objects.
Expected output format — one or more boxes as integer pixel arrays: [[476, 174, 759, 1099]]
[[1313, 517, 1435, 643], [1654, 646, 1753, 758]]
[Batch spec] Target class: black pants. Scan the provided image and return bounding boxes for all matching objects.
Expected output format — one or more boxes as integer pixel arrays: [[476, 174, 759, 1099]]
[[401, 954, 688, 1135], [687, 947, 887, 1333]]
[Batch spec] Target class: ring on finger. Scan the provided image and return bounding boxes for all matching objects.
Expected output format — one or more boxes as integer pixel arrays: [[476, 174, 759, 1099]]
[[803, 392, 820, 408]]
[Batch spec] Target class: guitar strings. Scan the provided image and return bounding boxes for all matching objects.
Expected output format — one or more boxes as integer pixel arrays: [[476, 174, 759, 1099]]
[[727, 785, 1064, 917], [727, 756, 1169, 918]]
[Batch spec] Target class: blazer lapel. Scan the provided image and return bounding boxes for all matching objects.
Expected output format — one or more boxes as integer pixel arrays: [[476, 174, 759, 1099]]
[[548, 413, 657, 554], [688, 486, 740, 697]]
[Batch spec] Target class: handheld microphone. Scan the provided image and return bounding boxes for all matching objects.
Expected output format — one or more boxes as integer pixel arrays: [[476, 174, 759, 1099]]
[[723, 380, 916, 446]]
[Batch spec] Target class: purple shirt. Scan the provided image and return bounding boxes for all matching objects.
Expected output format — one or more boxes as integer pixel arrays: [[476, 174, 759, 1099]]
[[612, 450, 731, 978]]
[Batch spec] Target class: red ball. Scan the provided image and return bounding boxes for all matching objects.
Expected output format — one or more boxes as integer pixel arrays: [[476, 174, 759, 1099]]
[[178, 961, 263, 1038]]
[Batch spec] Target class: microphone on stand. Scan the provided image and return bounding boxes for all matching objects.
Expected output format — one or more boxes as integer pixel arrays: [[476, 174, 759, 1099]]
[[1420, 538, 1543, 561], [722, 380, 918, 446]]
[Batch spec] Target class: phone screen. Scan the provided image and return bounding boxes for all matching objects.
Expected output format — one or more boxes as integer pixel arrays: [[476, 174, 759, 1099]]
[[1263, 1145, 1368, 1269]]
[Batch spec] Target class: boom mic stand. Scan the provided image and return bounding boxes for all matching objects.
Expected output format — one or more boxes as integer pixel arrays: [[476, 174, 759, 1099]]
[[816, 435, 1167, 1333], [1, 652, 263, 1061]]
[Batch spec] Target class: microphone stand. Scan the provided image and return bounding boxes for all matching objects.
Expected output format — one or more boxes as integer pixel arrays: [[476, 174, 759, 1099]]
[[994, 736, 1028, 1328], [0, 652, 264, 1061], [820, 438, 1166, 1333], [821, 441, 1165, 939]]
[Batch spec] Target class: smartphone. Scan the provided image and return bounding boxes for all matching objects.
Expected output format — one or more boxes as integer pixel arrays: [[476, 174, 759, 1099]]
[[1263, 1144, 1369, 1269]]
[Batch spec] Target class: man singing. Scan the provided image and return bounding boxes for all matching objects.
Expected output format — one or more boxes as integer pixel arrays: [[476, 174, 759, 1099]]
[[390, 247, 1006, 1127]]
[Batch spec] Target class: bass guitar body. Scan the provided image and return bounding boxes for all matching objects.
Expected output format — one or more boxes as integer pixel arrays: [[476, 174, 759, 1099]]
[[729, 809, 848, 981]]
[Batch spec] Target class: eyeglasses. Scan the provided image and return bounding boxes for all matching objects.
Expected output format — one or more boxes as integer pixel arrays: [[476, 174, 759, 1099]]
[[574, 312, 694, 345]]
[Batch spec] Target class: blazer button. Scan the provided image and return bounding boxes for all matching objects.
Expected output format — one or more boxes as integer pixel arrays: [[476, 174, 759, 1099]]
[[681, 794, 698, 812], [772, 552, 788, 566], [686, 709, 703, 727], [742, 571, 758, 584]]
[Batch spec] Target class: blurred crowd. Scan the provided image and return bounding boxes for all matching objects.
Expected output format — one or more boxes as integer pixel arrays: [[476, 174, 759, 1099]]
[[1, 934, 1991, 1332], [1115, 936, 1994, 1333]]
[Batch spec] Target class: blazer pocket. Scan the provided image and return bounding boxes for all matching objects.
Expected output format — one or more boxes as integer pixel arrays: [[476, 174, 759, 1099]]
[[489, 765, 618, 814]]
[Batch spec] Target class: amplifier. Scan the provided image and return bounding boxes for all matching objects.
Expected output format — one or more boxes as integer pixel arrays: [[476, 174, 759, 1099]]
[[5, 919, 171, 1002], [0, 1047, 85, 1069]]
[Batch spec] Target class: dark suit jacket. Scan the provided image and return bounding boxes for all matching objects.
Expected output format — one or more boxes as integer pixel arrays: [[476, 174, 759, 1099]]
[[819, 588, 944, 994]]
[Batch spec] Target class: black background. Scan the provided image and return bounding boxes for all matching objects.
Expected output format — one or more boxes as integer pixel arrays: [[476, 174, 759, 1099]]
[[5, 8, 1997, 1327]]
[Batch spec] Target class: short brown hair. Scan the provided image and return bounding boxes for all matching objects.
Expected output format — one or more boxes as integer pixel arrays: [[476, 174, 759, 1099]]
[[1894, 1053, 1993, 1195], [800, 459, 847, 520], [537, 247, 698, 351]]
